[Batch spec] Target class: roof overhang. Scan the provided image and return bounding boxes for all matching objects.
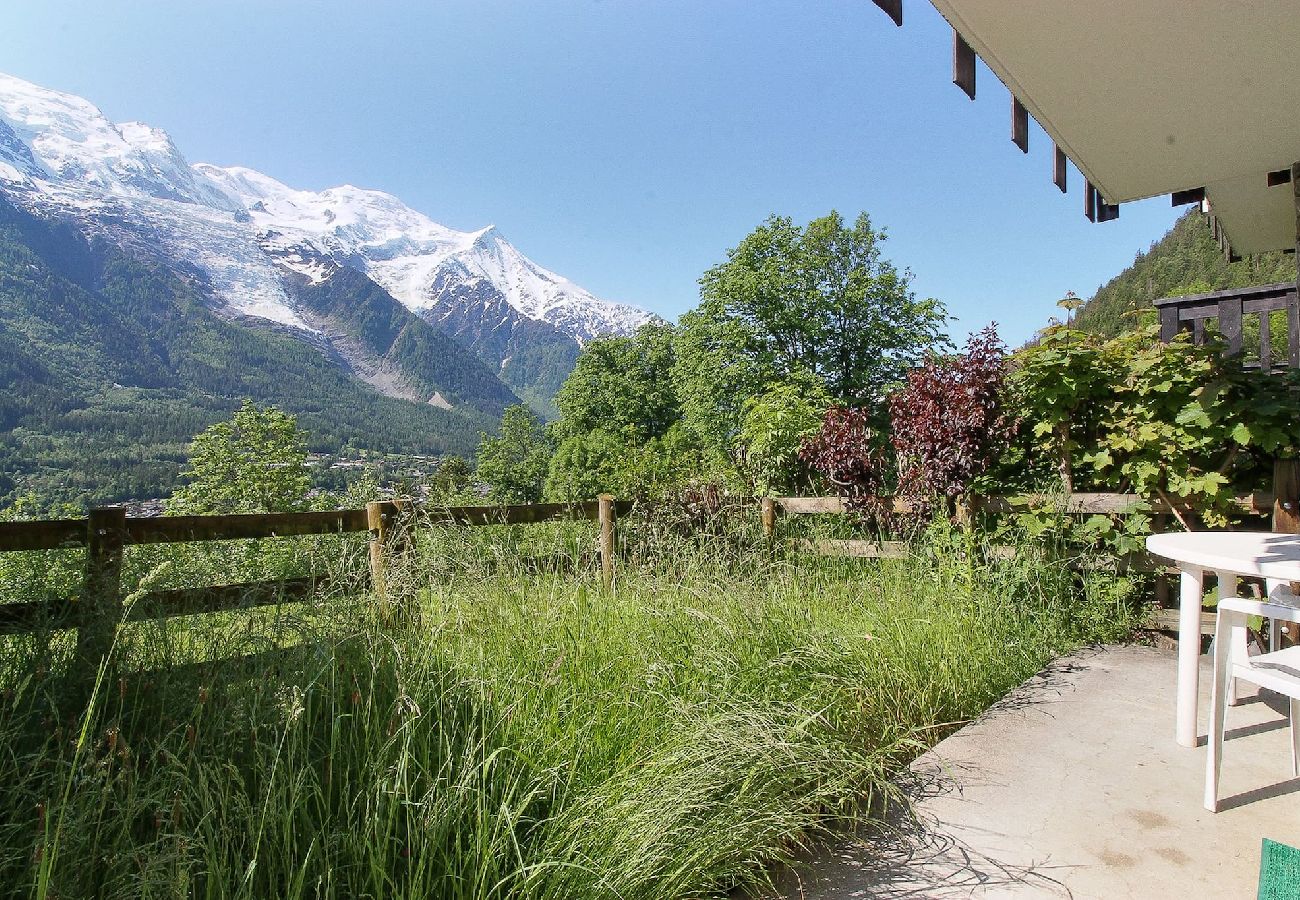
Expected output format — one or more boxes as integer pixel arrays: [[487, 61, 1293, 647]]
[[918, 2, 1300, 255]]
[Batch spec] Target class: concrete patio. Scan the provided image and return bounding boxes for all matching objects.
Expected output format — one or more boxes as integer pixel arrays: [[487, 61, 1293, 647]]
[[777, 644, 1300, 899]]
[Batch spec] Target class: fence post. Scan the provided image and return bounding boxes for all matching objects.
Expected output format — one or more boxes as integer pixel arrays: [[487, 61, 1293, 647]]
[[761, 497, 776, 543], [367, 499, 410, 614], [76, 507, 127, 680], [598, 494, 616, 591]]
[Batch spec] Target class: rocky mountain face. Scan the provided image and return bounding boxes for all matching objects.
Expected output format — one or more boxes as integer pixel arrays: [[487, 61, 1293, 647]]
[[0, 71, 652, 414]]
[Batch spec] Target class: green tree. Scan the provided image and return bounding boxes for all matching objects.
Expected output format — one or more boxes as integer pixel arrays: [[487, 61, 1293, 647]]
[[550, 321, 679, 444], [476, 405, 553, 504], [694, 210, 947, 406], [736, 374, 832, 495], [166, 400, 311, 515]]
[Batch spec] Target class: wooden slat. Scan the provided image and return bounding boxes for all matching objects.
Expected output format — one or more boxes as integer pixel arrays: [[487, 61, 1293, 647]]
[[420, 500, 615, 526], [1288, 284, 1300, 368], [1053, 144, 1067, 193], [952, 30, 975, 99], [776, 496, 845, 515], [1218, 296, 1243, 356], [1193, 317, 1207, 345], [776, 493, 1273, 517], [800, 539, 910, 559], [0, 518, 88, 551], [0, 597, 78, 634], [125, 577, 324, 621], [1268, 168, 1294, 187], [1150, 608, 1217, 635], [1261, 308, 1273, 372], [775, 496, 915, 515], [1084, 181, 1097, 222], [871, 0, 902, 27], [1097, 199, 1120, 223], [1171, 187, 1206, 207], [126, 509, 370, 544], [1011, 96, 1029, 153], [1159, 306, 1182, 343]]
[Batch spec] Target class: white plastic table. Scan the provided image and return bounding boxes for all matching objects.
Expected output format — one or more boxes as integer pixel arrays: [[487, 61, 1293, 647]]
[[1146, 531, 1300, 747]]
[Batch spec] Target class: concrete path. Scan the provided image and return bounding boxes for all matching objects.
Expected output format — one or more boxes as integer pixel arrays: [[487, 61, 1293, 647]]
[[775, 645, 1300, 899]]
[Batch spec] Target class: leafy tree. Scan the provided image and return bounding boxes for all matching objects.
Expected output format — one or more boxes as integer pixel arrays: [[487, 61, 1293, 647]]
[[550, 321, 679, 444], [545, 322, 688, 498], [166, 400, 310, 515], [476, 405, 553, 504], [544, 430, 632, 501], [735, 374, 831, 495], [672, 309, 772, 459], [694, 211, 947, 407]]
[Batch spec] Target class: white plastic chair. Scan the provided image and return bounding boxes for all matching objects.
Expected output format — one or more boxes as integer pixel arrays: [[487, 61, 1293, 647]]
[[1205, 589, 1300, 812]]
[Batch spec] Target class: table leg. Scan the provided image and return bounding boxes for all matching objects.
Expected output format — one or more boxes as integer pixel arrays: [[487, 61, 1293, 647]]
[[1216, 571, 1242, 706], [1177, 565, 1204, 748]]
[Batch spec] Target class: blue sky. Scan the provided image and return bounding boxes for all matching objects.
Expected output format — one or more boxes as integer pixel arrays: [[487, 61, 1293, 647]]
[[2, 0, 1182, 346]]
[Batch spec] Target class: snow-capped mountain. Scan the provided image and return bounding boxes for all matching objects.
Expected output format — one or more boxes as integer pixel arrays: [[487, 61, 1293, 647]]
[[0, 72, 651, 390], [194, 164, 651, 344]]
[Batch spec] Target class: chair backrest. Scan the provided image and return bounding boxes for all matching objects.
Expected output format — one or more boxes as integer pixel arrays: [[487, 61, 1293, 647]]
[[1219, 595, 1300, 625]]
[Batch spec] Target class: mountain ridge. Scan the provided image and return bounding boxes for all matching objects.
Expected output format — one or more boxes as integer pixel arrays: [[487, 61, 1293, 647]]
[[0, 71, 651, 410]]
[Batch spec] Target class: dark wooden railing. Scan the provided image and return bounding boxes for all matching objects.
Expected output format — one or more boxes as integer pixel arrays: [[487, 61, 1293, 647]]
[[1154, 281, 1299, 370]]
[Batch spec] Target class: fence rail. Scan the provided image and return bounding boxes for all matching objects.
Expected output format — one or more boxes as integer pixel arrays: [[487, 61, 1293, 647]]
[[0, 496, 630, 677], [0, 489, 1276, 672]]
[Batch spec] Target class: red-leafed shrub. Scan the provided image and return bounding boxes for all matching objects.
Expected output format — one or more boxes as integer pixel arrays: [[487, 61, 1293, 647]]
[[800, 326, 1013, 528], [798, 406, 893, 525], [889, 325, 1012, 518]]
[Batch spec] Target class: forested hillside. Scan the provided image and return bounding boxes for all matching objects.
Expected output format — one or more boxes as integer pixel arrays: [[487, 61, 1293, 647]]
[[1074, 211, 1294, 336], [0, 196, 495, 506]]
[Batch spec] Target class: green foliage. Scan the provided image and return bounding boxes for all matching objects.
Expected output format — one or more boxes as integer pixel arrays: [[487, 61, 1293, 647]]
[[1073, 211, 1294, 337], [695, 210, 948, 406], [1008, 324, 1300, 525], [476, 405, 554, 504], [735, 375, 831, 495], [166, 401, 311, 515], [550, 321, 679, 444]]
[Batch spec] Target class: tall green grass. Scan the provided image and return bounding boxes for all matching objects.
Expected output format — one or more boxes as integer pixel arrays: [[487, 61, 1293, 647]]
[[0, 514, 1140, 898]]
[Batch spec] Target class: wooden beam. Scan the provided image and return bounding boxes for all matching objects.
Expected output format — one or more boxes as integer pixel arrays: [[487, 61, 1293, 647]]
[[1159, 306, 1182, 343], [1269, 168, 1294, 187], [1261, 309, 1273, 372], [126, 509, 369, 544], [0, 518, 88, 551], [1097, 199, 1120, 222], [952, 30, 975, 99], [1052, 144, 1067, 193], [1011, 96, 1029, 153], [871, 0, 902, 27], [1084, 181, 1097, 222], [1218, 296, 1243, 356], [1171, 187, 1205, 207]]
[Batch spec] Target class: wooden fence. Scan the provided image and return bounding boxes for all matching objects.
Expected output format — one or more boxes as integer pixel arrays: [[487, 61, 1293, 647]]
[[0, 488, 1281, 673], [761, 490, 1284, 635], [0, 496, 630, 676]]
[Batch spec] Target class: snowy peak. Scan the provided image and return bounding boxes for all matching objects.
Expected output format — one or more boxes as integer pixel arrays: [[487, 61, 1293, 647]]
[[0, 73, 237, 211], [0, 70, 651, 352], [198, 161, 652, 342]]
